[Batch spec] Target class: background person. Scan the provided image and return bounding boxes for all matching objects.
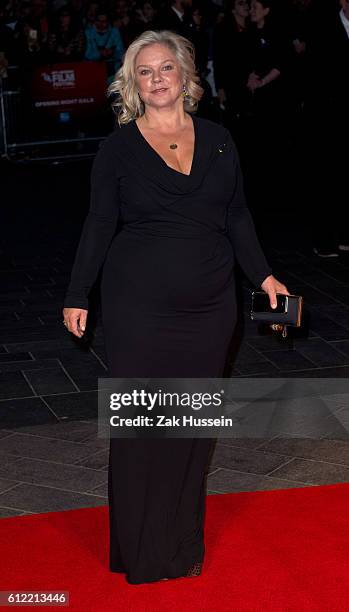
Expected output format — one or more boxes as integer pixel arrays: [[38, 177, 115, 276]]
[[47, 5, 85, 62], [303, 0, 349, 256], [212, 0, 251, 139], [85, 9, 124, 82]]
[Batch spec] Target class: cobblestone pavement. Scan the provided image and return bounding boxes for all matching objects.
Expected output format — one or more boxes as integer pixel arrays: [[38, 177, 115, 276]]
[[1, 159, 348, 517]]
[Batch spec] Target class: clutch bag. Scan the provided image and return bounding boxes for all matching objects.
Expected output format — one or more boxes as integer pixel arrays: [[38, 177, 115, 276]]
[[250, 291, 303, 338]]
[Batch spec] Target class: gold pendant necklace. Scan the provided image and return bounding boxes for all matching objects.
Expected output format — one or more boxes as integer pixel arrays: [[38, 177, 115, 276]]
[[140, 116, 180, 150]]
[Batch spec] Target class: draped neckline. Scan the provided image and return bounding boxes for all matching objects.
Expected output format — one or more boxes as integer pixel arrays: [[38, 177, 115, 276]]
[[120, 114, 227, 196], [132, 114, 198, 178]]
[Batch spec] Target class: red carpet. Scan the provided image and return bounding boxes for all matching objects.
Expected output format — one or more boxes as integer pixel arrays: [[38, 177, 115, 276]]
[[1, 483, 348, 611]]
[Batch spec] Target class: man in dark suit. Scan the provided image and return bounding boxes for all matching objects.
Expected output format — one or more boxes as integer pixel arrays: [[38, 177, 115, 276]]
[[304, 0, 349, 256], [156, 0, 194, 37]]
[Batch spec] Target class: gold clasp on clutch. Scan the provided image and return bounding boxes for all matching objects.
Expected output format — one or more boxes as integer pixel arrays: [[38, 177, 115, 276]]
[[270, 324, 288, 338]]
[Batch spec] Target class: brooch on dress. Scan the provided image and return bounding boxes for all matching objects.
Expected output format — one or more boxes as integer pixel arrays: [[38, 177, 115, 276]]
[[218, 143, 227, 153]]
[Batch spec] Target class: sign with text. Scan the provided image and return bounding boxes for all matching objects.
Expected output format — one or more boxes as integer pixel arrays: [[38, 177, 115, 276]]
[[29, 61, 108, 119]]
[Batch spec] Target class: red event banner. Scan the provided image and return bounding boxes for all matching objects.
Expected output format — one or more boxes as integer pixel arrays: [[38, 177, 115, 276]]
[[29, 61, 108, 118]]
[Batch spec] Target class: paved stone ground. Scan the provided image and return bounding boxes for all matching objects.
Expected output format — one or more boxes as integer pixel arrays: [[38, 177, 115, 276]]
[[0, 158, 349, 517]]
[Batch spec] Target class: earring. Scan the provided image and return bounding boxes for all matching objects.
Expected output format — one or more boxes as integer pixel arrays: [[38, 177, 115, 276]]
[[182, 84, 188, 98]]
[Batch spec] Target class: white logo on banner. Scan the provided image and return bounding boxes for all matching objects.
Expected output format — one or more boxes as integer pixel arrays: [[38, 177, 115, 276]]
[[41, 70, 76, 89]]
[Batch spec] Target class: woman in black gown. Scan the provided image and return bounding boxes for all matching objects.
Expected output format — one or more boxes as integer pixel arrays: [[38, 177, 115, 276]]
[[62, 29, 289, 585]]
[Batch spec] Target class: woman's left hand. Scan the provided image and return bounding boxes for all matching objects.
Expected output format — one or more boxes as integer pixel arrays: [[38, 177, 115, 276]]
[[261, 274, 290, 308]]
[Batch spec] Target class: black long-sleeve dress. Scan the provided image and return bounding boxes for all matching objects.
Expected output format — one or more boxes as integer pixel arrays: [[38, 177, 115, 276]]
[[63, 113, 272, 584]]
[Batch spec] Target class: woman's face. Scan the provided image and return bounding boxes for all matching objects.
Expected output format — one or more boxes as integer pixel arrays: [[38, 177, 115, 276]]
[[232, 0, 250, 20], [115, 0, 128, 18], [250, 0, 270, 25], [143, 2, 155, 21], [135, 43, 184, 111], [59, 13, 71, 28], [86, 3, 98, 23], [95, 13, 109, 32], [192, 8, 202, 25]]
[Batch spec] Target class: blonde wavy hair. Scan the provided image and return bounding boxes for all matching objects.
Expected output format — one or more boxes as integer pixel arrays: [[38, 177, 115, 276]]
[[107, 30, 204, 125]]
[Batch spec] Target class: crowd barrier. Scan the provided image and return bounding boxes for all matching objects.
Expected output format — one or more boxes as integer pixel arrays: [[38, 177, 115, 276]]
[[0, 61, 113, 163]]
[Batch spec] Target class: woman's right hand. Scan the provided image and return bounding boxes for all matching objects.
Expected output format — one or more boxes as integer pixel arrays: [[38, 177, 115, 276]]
[[62, 308, 88, 338]]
